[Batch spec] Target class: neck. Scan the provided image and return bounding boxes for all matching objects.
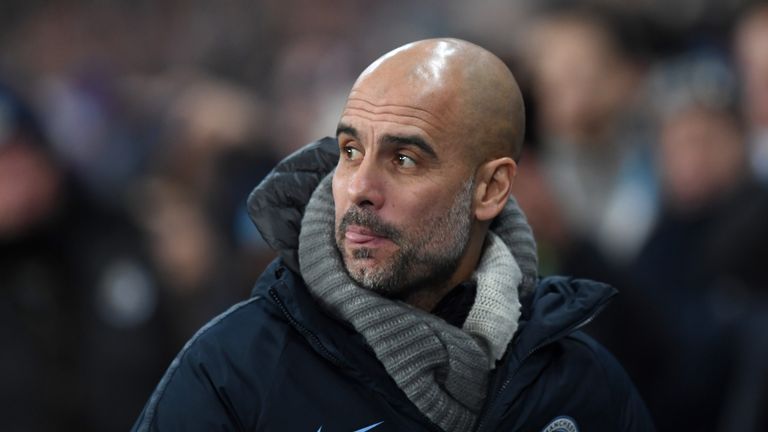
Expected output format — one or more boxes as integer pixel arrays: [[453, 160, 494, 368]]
[[404, 283, 457, 312]]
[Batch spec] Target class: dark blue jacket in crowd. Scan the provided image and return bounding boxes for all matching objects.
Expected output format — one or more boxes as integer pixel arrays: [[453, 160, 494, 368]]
[[132, 138, 655, 431]]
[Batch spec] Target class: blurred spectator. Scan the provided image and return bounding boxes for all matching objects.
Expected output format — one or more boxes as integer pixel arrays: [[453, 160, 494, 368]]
[[735, 2, 768, 184], [623, 54, 768, 431], [135, 76, 277, 341], [0, 82, 173, 431], [525, 5, 659, 264], [658, 102, 745, 213], [268, 35, 357, 157], [511, 149, 570, 276]]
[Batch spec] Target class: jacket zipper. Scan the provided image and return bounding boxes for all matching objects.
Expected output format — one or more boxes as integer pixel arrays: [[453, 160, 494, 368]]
[[268, 288, 344, 367], [474, 300, 610, 432]]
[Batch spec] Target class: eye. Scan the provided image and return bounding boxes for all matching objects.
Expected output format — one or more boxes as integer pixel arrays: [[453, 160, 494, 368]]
[[343, 146, 362, 161], [396, 153, 416, 168]]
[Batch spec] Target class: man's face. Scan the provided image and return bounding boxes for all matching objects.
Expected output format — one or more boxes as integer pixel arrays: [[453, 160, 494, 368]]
[[531, 19, 632, 141], [0, 139, 60, 237], [332, 74, 477, 298]]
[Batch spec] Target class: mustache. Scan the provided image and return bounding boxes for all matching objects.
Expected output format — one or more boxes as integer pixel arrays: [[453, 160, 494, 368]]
[[339, 207, 401, 242]]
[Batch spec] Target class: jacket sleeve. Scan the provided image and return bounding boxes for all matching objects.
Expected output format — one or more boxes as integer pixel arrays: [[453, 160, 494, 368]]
[[131, 298, 274, 432], [506, 332, 656, 432]]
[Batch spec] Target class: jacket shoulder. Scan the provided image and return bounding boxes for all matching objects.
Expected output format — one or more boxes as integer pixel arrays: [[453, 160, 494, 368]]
[[509, 331, 655, 432], [132, 293, 291, 431]]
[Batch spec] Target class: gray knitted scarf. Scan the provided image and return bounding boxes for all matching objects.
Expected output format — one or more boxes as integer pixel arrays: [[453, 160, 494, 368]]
[[298, 173, 538, 432]]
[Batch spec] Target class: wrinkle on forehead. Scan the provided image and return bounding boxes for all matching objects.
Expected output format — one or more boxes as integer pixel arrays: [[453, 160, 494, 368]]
[[341, 108, 443, 144], [345, 96, 447, 131]]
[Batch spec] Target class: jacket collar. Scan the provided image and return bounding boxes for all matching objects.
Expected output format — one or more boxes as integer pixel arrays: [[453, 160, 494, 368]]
[[516, 275, 617, 359]]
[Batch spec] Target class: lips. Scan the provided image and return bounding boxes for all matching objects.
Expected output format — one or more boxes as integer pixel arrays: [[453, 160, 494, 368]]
[[345, 225, 388, 245]]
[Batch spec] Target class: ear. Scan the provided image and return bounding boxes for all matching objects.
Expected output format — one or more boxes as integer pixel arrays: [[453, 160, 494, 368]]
[[474, 157, 517, 222]]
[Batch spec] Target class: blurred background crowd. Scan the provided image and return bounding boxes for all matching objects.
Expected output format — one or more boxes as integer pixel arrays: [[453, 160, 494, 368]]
[[1, 0, 767, 430]]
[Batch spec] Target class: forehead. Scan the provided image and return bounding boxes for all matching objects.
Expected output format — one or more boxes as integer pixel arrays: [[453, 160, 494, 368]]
[[338, 80, 466, 147]]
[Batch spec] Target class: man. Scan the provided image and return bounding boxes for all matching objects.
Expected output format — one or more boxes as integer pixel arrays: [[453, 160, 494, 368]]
[[736, 2, 768, 185], [132, 39, 653, 431], [525, 7, 657, 264]]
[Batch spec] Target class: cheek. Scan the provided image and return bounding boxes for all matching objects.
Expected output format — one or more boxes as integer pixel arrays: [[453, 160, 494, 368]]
[[331, 176, 346, 223], [388, 189, 450, 224]]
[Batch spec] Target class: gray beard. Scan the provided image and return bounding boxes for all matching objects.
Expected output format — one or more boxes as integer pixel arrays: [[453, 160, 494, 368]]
[[335, 178, 475, 298]]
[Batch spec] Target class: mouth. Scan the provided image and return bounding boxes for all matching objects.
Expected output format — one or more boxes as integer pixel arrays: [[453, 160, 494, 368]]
[[344, 224, 391, 246]]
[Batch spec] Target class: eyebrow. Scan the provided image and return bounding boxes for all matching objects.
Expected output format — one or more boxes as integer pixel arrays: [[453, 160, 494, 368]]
[[381, 134, 438, 160], [336, 123, 358, 139], [336, 122, 438, 160]]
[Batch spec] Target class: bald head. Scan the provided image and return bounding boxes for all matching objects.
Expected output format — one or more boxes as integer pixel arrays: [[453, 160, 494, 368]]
[[333, 40, 524, 302], [348, 38, 525, 162]]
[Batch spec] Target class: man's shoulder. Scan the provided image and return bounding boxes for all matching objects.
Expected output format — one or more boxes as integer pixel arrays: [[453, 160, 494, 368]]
[[181, 294, 281, 354], [553, 331, 655, 428], [492, 330, 654, 431], [167, 261, 302, 371], [132, 261, 350, 431], [488, 276, 656, 431], [178, 257, 345, 370], [155, 294, 288, 393], [547, 331, 632, 395], [506, 328, 625, 400]]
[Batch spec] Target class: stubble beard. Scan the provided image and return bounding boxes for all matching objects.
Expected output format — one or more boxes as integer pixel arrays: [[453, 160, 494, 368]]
[[335, 179, 475, 298]]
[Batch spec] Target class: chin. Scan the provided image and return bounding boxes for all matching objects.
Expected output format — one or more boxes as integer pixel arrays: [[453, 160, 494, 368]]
[[345, 255, 379, 277], [344, 256, 384, 286]]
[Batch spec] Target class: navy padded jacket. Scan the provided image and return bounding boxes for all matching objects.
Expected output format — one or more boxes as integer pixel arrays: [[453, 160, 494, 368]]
[[132, 138, 655, 431]]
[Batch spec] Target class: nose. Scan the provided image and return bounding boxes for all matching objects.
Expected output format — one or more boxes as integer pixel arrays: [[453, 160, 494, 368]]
[[347, 157, 385, 210]]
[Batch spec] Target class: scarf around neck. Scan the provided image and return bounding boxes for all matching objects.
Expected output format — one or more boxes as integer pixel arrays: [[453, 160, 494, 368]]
[[298, 173, 537, 432]]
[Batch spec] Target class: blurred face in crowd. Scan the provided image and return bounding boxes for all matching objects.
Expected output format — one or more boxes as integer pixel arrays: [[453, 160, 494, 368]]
[[529, 16, 638, 144], [332, 39, 522, 305], [659, 106, 746, 212], [736, 6, 768, 127], [0, 138, 60, 238]]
